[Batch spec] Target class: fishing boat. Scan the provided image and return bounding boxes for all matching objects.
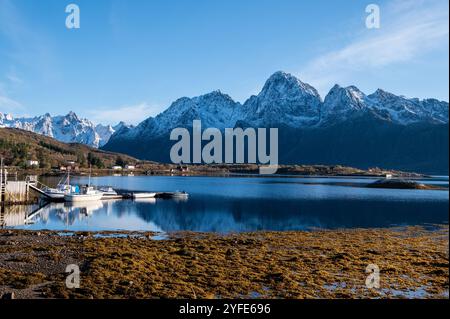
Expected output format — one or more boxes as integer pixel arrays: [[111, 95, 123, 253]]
[[98, 186, 120, 199], [63, 166, 103, 202], [42, 185, 71, 200], [64, 185, 103, 202], [42, 172, 73, 200]]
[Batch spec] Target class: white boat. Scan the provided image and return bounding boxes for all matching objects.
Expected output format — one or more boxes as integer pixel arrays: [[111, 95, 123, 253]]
[[43, 172, 72, 199], [99, 186, 119, 199], [172, 191, 189, 198], [132, 192, 157, 199], [64, 166, 103, 202], [64, 186, 104, 202], [43, 185, 71, 199]]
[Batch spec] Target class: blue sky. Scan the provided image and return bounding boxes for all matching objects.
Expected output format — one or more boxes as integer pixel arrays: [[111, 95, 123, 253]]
[[0, 0, 448, 125]]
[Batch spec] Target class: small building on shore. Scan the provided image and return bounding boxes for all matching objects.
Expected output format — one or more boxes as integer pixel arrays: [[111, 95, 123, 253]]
[[26, 160, 39, 167], [112, 165, 122, 170], [125, 165, 135, 170]]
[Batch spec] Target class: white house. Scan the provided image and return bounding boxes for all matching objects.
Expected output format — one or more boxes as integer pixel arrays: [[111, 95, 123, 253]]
[[112, 165, 122, 170], [26, 160, 39, 167], [125, 165, 135, 170]]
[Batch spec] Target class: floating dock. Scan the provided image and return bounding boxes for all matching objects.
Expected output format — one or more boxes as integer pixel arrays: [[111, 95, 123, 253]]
[[107, 192, 188, 201], [34, 189, 188, 202], [1, 160, 188, 205]]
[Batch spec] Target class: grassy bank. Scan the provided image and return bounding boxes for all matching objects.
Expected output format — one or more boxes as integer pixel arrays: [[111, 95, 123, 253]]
[[0, 226, 448, 299]]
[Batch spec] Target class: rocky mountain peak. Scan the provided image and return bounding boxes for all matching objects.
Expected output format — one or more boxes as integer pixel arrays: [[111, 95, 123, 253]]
[[321, 84, 368, 121], [241, 71, 322, 127], [259, 71, 321, 101]]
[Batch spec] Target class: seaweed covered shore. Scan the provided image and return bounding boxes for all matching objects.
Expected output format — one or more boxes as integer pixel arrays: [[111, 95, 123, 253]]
[[0, 226, 448, 299]]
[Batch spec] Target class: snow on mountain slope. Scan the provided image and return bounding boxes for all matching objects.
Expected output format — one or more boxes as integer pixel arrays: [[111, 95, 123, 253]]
[[122, 90, 242, 139], [367, 89, 449, 124], [0, 111, 125, 148], [2, 71, 448, 150], [106, 71, 448, 148], [94, 121, 130, 147], [320, 84, 370, 123], [158, 90, 241, 131], [321, 85, 449, 125], [242, 71, 322, 127]]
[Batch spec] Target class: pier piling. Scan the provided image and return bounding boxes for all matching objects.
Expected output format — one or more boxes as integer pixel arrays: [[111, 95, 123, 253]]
[[1, 158, 35, 206]]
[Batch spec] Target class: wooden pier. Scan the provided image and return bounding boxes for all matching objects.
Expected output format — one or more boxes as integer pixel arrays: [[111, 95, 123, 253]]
[[0, 158, 189, 210], [0, 159, 37, 206]]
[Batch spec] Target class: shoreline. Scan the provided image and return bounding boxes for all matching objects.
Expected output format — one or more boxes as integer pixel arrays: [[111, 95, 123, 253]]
[[12, 164, 432, 179], [1, 225, 448, 299]]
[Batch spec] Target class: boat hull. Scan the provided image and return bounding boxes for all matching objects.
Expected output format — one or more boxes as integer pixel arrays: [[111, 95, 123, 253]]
[[64, 193, 103, 202], [132, 192, 157, 199], [44, 192, 66, 199]]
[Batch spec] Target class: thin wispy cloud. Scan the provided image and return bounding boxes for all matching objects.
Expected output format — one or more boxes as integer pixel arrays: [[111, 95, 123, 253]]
[[0, 77, 22, 112], [87, 102, 163, 125], [6, 71, 23, 85], [299, 0, 449, 97], [0, 95, 22, 111]]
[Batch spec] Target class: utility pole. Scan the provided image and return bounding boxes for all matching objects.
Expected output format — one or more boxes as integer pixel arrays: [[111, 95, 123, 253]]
[[1, 157, 4, 203]]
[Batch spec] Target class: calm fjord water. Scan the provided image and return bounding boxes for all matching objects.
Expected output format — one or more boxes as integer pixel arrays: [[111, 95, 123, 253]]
[[8, 176, 449, 232]]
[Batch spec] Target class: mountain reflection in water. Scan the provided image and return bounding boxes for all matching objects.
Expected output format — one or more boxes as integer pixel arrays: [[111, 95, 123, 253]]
[[2, 176, 448, 232], [3, 188, 448, 232]]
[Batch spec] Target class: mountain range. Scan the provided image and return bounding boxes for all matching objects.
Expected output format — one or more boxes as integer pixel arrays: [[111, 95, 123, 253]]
[[0, 111, 128, 148], [1, 71, 448, 174], [103, 71, 449, 174]]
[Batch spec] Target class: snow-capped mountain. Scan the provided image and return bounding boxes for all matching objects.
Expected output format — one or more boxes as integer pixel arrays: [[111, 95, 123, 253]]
[[0, 111, 126, 148], [95, 121, 129, 146], [117, 90, 242, 141], [366, 89, 449, 125], [107, 71, 448, 142], [242, 71, 322, 127], [155, 90, 241, 132], [320, 85, 368, 122], [103, 71, 448, 173], [1, 71, 447, 172], [320, 85, 449, 125]]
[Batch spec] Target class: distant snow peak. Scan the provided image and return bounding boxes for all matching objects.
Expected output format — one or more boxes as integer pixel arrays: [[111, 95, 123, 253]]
[[0, 111, 124, 148], [0, 113, 14, 121], [367, 89, 449, 124], [321, 83, 449, 125]]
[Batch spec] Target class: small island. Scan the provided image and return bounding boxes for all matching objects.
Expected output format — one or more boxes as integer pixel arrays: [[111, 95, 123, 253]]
[[367, 179, 445, 190]]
